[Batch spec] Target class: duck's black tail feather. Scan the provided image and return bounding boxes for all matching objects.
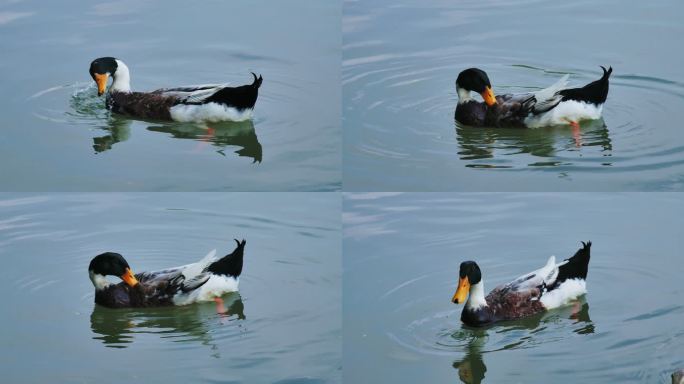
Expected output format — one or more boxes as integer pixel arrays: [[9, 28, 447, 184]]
[[555, 241, 591, 284], [204, 73, 262, 110], [206, 239, 246, 278], [558, 66, 611, 105], [251, 72, 263, 89]]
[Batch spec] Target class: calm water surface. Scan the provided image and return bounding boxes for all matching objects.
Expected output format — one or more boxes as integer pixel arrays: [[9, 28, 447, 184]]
[[0, 193, 341, 383], [343, 0, 684, 191], [0, 0, 340, 191], [344, 193, 684, 383]]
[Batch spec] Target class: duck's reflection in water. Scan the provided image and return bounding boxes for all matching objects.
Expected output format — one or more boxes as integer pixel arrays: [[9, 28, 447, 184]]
[[92, 116, 132, 153], [453, 329, 488, 384], [148, 120, 262, 162], [455, 119, 611, 168], [92, 118, 262, 162], [452, 300, 592, 383], [90, 292, 245, 350]]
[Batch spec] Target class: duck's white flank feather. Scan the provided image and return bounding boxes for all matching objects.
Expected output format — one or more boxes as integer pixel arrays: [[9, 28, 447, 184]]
[[525, 101, 603, 128], [540, 278, 586, 309], [167, 249, 240, 305], [169, 103, 253, 122], [173, 275, 239, 305]]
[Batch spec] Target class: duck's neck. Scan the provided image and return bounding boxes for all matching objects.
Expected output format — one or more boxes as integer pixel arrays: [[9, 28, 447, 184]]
[[89, 271, 110, 290], [111, 59, 131, 93], [466, 280, 488, 310], [456, 86, 472, 104]]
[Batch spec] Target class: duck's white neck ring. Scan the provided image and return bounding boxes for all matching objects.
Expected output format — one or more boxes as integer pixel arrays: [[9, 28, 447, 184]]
[[456, 86, 472, 104], [110, 59, 131, 93], [89, 271, 110, 290], [466, 280, 487, 310]]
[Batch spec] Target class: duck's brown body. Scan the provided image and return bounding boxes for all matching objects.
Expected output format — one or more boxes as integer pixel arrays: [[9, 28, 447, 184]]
[[94, 272, 187, 308], [106, 91, 179, 121], [455, 94, 531, 128]]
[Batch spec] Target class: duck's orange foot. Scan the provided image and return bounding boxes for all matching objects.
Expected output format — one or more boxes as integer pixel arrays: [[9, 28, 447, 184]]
[[570, 300, 582, 320], [214, 297, 226, 314], [564, 119, 582, 147]]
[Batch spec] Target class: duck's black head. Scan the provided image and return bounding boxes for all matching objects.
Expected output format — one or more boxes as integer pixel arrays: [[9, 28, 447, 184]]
[[452, 261, 482, 304], [89, 57, 118, 96], [456, 68, 497, 106], [88, 252, 138, 289]]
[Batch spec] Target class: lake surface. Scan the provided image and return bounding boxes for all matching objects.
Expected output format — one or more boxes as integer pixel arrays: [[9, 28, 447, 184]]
[[0, 0, 340, 191], [0, 193, 341, 383], [343, 193, 684, 383], [343, 0, 684, 191]]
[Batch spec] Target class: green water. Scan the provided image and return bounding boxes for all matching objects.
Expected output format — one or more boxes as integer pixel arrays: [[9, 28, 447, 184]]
[[0, 193, 341, 383], [0, 0, 341, 191], [343, 193, 684, 383], [343, 0, 684, 191]]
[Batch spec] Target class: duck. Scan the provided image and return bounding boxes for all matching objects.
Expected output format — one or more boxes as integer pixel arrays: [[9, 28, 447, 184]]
[[454, 67, 611, 129], [88, 239, 246, 308], [88, 57, 262, 122], [451, 241, 591, 327]]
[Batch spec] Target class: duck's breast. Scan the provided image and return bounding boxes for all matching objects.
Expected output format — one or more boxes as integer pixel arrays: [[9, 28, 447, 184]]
[[455, 101, 486, 126]]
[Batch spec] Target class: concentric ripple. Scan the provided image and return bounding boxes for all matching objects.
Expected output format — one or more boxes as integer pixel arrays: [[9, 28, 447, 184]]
[[343, 0, 684, 190]]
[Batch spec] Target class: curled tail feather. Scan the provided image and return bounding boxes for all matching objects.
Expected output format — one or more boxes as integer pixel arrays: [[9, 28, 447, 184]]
[[251, 72, 263, 89], [556, 241, 591, 282], [205, 239, 246, 277]]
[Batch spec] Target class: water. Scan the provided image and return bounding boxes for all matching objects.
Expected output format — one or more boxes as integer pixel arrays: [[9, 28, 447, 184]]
[[0, 193, 341, 383], [343, 0, 684, 191], [343, 193, 684, 383], [0, 0, 341, 191]]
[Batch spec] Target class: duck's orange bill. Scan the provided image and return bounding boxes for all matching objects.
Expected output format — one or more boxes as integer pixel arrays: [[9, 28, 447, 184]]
[[121, 267, 139, 287], [480, 86, 497, 106], [452, 276, 470, 304], [94, 73, 109, 96]]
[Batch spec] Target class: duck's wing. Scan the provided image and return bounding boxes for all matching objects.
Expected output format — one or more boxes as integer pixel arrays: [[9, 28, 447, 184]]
[[487, 75, 570, 126], [528, 74, 570, 114], [499, 255, 565, 296], [135, 249, 219, 299], [154, 84, 230, 104], [155, 73, 262, 109]]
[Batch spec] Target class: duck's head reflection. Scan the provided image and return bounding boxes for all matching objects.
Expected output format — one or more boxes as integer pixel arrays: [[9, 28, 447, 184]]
[[90, 292, 245, 349], [451, 300, 593, 383], [453, 329, 488, 384], [455, 119, 611, 167], [93, 116, 132, 153], [92, 118, 262, 162]]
